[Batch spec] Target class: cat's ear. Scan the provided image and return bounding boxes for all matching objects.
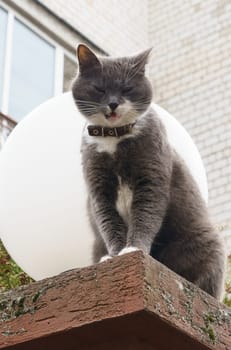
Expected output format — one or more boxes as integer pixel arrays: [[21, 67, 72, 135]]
[[76, 44, 101, 73], [132, 48, 152, 74]]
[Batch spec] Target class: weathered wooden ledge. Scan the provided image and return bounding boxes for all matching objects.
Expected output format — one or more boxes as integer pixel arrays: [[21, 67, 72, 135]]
[[0, 251, 230, 349]]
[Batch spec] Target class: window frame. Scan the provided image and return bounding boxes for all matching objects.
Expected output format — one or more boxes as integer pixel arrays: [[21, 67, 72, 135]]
[[0, 1, 76, 118]]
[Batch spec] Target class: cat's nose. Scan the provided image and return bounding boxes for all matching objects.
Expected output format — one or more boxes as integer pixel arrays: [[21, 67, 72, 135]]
[[108, 102, 119, 111]]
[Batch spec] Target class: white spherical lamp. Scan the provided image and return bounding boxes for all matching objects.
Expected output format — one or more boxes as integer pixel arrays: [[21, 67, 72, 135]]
[[0, 92, 208, 280]]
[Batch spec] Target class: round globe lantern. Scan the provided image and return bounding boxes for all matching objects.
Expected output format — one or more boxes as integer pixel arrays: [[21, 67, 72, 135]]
[[0, 92, 208, 280]]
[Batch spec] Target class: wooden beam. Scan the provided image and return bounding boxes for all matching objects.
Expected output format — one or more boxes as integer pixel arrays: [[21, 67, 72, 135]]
[[0, 251, 230, 349]]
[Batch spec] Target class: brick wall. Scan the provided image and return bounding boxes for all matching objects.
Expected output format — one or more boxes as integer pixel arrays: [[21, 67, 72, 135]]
[[148, 0, 231, 250], [38, 0, 149, 55]]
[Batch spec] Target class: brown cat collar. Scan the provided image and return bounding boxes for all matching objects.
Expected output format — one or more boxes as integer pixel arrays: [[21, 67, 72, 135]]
[[87, 123, 136, 138]]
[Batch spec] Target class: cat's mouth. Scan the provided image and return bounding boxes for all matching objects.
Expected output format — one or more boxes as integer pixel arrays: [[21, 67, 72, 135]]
[[105, 112, 121, 121]]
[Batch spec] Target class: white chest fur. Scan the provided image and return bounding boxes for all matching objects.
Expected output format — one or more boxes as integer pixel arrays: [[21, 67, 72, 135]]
[[89, 135, 121, 154], [116, 176, 133, 224], [83, 130, 134, 154]]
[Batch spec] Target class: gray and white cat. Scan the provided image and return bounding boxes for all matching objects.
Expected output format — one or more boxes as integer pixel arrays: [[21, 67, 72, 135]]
[[72, 44, 225, 299]]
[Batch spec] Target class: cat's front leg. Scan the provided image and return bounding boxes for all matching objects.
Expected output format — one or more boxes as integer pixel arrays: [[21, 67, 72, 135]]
[[124, 176, 170, 255], [90, 197, 127, 257]]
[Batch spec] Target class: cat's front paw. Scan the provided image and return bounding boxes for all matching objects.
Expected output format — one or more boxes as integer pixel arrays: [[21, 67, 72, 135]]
[[100, 254, 112, 263], [118, 246, 141, 256]]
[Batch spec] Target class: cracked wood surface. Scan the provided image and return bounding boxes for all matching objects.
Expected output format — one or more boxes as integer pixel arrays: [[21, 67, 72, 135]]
[[0, 251, 230, 350]]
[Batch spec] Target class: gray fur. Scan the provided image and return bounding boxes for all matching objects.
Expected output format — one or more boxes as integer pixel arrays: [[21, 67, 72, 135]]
[[72, 44, 225, 299]]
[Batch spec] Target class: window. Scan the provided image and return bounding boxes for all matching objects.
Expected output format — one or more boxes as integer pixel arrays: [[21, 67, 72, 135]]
[[0, 4, 76, 123], [9, 19, 55, 121]]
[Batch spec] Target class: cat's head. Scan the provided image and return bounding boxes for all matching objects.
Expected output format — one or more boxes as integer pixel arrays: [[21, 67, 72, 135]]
[[72, 44, 153, 127]]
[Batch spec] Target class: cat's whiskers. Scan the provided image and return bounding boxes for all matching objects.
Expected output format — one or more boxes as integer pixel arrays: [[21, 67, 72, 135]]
[[74, 102, 100, 116], [133, 100, 151, 112], [78, 109, 98, 115], [133, 99, 151, 106], [74, 98, 100, 105], [134, 97, 151, 102], [78, 107, 98, 112], [74, 99, 100, 108]]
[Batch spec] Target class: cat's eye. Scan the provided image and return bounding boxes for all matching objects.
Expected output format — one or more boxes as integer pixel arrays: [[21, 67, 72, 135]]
[[122, 86, 133, 94], [93, 85, 105, 94]]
